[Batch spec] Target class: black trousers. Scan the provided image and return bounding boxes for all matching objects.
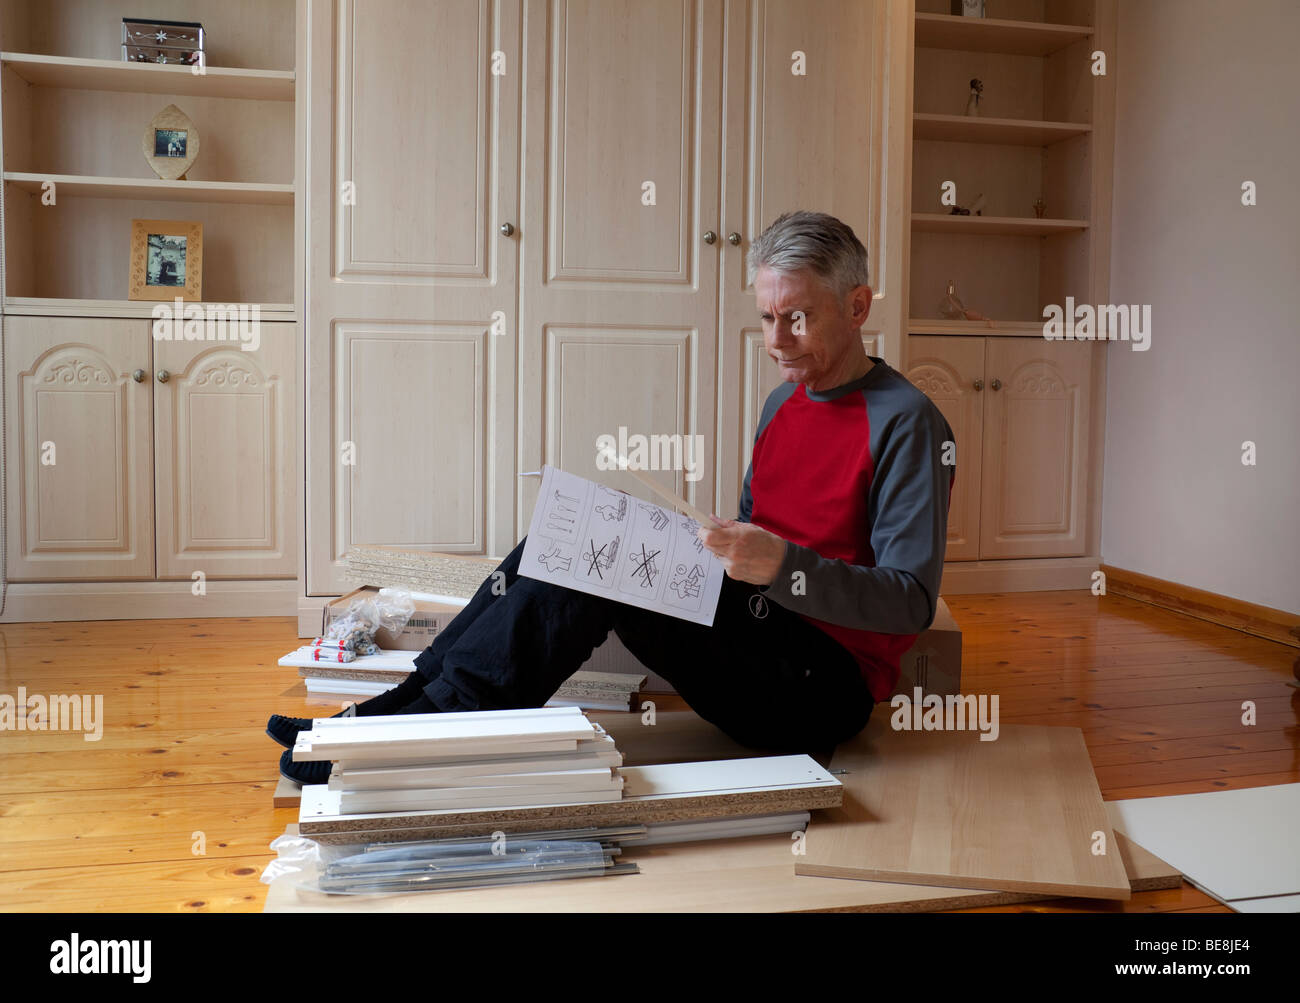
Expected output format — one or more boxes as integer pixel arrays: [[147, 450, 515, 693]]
[[412, 539, 875, 754]]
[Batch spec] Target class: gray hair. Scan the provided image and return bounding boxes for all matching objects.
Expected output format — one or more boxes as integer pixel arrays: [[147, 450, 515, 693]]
[[746, 210, 870, 301]]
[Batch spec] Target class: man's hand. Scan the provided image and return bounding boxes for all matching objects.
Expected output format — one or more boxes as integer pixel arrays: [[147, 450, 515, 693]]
[[697, 519, 787, 585]]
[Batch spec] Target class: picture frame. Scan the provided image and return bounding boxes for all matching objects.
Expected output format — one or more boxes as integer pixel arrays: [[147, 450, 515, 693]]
[[129, 219, 203, 302], [141, 104, 200, 180]]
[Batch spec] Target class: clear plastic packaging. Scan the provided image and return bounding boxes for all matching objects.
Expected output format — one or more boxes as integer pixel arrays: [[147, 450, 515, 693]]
[[318, 588, 416, 656], [261, 832, 619, 897]]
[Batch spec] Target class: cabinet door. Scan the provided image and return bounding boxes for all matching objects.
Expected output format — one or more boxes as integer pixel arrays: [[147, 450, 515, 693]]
[[981, 339, 1093, 559], [3, 317, 154, 580], [153, 323, 297, 579], [516, 0, 724, 531], [906, 336, 984, 562], [716, 0, 910, 516], [305, 0, 522, 592]]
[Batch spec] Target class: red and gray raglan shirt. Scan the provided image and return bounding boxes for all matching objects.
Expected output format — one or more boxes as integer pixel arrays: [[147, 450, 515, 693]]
[[738, 357, 955, 702]]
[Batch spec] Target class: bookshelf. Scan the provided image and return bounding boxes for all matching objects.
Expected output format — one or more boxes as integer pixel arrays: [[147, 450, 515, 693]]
[[907, 0, 1114, 330], [0, 0, 297, 312]]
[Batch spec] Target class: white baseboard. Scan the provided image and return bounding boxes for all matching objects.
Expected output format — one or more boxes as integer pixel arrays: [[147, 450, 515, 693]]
[[938, 557, 1099, 594], [0, 580, 300, 623]]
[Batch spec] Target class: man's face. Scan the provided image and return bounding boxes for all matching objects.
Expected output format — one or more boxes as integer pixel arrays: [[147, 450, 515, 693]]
[[754, 266, 871, 392]]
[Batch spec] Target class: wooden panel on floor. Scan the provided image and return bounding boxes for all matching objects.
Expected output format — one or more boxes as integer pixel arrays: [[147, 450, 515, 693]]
[[795, 718, 1132, 900], [261, 824, 1179, 914]]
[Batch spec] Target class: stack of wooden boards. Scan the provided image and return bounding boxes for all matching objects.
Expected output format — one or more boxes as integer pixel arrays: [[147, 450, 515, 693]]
[[295, 707, 625, 815], [294, 707, 843, 844], [345, 546, 497, 599], [281, 646, 645, 711], [265, 710, 1186, 913]]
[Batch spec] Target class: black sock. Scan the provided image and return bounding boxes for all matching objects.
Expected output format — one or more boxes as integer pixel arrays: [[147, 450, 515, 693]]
[[344, 672, 430, 717]]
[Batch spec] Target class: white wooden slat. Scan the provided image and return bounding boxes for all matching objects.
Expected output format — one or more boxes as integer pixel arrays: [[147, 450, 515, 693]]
[[294, 735, 583, 763], [295, 715, 597, 757], [337, 782, 625, 814], [328, 734, 618, 770], [620, 757, 836, 799], [310, 706, 588, 729], [331, 758, 623, 790]]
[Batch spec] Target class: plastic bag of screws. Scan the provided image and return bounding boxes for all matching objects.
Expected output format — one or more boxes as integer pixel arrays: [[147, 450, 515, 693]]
[[121, 18, 204, 65]]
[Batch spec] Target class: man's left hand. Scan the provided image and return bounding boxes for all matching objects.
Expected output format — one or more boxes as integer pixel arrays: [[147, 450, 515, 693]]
[[697, 520, 787, 585]]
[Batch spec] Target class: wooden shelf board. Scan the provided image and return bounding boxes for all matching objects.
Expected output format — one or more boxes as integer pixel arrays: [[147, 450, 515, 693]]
[[911, 212, 1089, 236], [913, 112, 1091, 146], [1, 52, 293, 101], [914, 13, 1092, 56], [3, 297, 296, 320], [5, 172, 293, 205], [908, 319, 1049, 338]]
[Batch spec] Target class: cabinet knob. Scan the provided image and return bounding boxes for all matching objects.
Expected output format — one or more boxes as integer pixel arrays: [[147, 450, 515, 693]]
[[499, 222, 515, 237], [990, 378, 1002, 391], [132, 369, 146, 383], [703, 231, 717, 245], [727, 232, 741, 246], [973, 378, 983, 391], [156, 370, 170, 384]]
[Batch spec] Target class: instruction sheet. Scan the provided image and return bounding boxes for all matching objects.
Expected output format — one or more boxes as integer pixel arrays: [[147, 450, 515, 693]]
[[519, 465, 725, 626]]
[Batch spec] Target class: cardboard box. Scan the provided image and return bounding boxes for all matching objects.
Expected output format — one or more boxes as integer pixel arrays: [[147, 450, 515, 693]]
[[892, 597, 962, 698]]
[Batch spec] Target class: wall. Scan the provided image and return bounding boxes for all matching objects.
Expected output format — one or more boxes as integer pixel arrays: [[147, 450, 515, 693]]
[[1102, 0, 1299, 614]]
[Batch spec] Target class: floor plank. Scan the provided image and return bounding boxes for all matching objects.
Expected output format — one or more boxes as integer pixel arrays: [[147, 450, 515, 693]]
[[0, 590, 1296, 913]]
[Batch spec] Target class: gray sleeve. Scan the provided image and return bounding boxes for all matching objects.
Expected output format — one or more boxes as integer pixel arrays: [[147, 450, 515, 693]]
[[764, 394, 953, 635]]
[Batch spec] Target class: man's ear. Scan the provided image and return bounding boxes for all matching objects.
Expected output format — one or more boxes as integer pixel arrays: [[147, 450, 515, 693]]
[[849, 285, 873, 327]]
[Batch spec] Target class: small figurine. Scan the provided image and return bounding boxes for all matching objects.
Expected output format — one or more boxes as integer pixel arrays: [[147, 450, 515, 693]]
[[965, 78, 983, 117], [939, 279, 996, 328], [1032, 198, 1046, 218]]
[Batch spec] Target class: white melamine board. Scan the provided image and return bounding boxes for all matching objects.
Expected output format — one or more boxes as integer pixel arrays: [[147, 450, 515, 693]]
[[1229, 894, 1300, 914], [310, 706, 587, 729], [1106, 785, 1300, 902], [332, 762, 622, 791], [330, 735, 618, 770], [337, 782, 625, 814], [639, 812, 810, 845], [280, 648, 418, 671], [300, 756, 839, 825], [306, 679, 391, 696], [296, 714, 596, 755], [296, 736, 583, 763], [620, 757, 835, 799]]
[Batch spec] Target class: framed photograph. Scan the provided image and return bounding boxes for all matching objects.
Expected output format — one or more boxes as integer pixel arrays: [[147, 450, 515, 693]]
[[129, 219, 203, 301], [141, 104, 199, 180], [153, 128, 188, 158]]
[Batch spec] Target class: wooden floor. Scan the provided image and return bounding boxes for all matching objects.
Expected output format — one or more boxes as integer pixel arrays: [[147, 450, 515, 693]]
[[0, 590, 1295, 913]]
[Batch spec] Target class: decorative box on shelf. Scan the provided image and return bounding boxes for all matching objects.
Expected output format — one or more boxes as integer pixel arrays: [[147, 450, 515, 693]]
[[121, 18, 204, 65]]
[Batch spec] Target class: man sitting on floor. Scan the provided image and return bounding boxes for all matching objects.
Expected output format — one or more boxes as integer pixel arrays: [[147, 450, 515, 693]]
[[270, 210, 955, 784]]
